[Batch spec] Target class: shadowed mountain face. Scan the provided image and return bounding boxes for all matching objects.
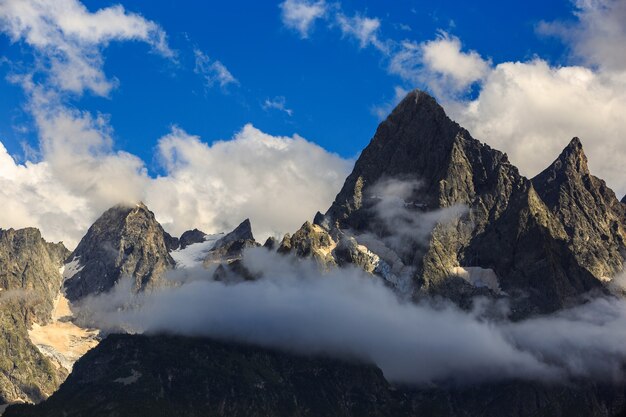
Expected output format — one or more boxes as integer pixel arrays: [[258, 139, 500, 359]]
[[319, 90, 618, 316], [6, 334, 626, 417], [532, 137, 626, 279], [64, 203, 176, 302], [0, 228, 69, 405]]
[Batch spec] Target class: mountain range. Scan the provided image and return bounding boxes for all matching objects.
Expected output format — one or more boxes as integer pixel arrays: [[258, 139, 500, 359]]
[[2, 90, 626, 416]]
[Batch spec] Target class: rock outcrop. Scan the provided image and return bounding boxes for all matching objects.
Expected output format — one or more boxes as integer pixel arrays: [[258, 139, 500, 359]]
[[203, 219, 259, 265], [277, 221, 337, 266], [532, 137, 626, 280], [178, 229, 207, 250], [318, 90, 611, 315], [0, 228, 69, 405], [64, 203, 176, 301]]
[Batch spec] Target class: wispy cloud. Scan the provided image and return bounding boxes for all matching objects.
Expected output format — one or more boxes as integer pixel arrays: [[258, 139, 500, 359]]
[[0, 0, 174, 97], [262, 96, 293, 116], [336, 13, 388, 52], [279, 0, 327, 39], [193, 49, 238, 90]]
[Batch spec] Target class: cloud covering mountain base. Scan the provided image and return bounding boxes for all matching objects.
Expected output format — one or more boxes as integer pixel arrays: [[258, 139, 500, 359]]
[[76, 248, 626, 386]]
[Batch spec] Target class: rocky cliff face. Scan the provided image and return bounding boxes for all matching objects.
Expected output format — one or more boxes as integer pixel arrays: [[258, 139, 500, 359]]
[[6, 334, 626, 417], [203, 219, 259, 265], [532, 137, 626, 280], [315, 90, 616, 315], [64, 203, 176, 301], [0, 228, 69, 406]]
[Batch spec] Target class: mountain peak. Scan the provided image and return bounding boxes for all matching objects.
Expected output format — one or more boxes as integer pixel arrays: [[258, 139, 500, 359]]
[[532, 137, 626, 279], [64, 202, 175, 301], [555, 137, 590, 175]]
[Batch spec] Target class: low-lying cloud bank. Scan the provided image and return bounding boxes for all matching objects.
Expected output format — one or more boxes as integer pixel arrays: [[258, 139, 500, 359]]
[[76, 248, 626, 386]]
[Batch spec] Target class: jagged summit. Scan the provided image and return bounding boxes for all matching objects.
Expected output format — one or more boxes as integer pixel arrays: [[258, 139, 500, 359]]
[[203, 219, 259, 264], [320, 90, 617, 315], [532, 138, 626, 279], [64, 202, 175, 301]]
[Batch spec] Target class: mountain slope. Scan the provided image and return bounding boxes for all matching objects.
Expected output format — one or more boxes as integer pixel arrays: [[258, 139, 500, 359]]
[[532, 137, 626, 280], [64, 203, 176, 301], [320, 89, 609, 314], [6, 334, 626, 417], [0, 228, 69, 405]]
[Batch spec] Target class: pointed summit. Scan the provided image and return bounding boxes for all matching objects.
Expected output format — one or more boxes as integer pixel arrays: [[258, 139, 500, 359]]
[[533, 138, 626, 279], [318, 91, 614, 315], [64, 203, 176, 301], [203, 219, 258, 264]]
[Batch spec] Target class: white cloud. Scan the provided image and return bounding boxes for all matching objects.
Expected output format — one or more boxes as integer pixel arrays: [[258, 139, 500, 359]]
[[279, 0, 327, 39], [79, 247, 626, 385], [537, 0, 626, 72], [388, 33, 490, 97], [283, 1, 626, 196], [336, 13, 387, 52], [262, 96, 293, 116], [448, 60, 626, 196], [193, 49, 238, 89], [419, 32, 490, 90], [0, 0, 173, 96], [0, 0, 350, 249], [0, 120, 351, 248], [146, 125, 351, 241]]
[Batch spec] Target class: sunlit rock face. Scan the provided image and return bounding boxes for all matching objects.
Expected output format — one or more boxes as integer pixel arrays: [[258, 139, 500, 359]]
[[64, 203, 176, 302], [0, 228, 69, 405]]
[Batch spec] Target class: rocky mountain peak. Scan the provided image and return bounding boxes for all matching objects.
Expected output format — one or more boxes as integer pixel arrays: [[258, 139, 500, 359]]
[[317, 90, 620, 315], [64, 202, 175, 301], [203, 219, 259, 265], [532, 138, 626, 280], [178, 229, 207, 250]]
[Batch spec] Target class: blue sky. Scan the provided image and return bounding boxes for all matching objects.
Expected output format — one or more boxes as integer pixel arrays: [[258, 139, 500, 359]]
[[0, 0, 573, 170], [0, 0, 625, 247]]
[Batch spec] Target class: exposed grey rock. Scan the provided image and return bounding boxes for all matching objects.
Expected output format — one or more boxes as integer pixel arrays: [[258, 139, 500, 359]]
[[277, 221, 337, 266], [203, 219, 259, 265], [323, 89, 608, 315], [64, 203, 176, 301], [0, 228, 69, 405], [0, 228, 69, 323], [262, 236, 278, 250], [178, 229, 207, 250], [532, 137, 626, 280]]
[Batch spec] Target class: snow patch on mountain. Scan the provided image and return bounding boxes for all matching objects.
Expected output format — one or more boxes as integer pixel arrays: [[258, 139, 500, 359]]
[[171, 234, 224, 268]]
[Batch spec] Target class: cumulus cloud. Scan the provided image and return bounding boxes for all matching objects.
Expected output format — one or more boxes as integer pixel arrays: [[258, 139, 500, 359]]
[[448, 59, 626, 195], [537, 0, 626, 72], [0, 0, 174, 96], [262, 96, 293, 116], [389, 33, 490, 96], [76, 247, 626, 385], [283, 1, 626, 196], [193, 49, 238, 89], [279, 0, 327, 38], [0, 121, 351, 248], [0, 0, 351, 248], [145, 124, 351, 241]]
